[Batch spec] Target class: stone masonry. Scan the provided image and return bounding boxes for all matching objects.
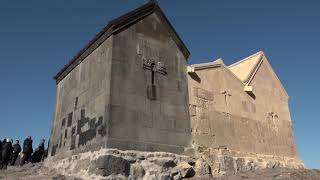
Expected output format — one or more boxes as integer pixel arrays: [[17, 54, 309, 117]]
[[49, 0, 302, 170], [49, 1, 191, 159], [187, 54, 302, 168]]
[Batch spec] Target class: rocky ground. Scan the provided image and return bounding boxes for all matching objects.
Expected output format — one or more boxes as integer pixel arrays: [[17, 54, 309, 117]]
[[0, 163, 320, 180], [212, 168, 320, 180], [0, 148, 318, 180]]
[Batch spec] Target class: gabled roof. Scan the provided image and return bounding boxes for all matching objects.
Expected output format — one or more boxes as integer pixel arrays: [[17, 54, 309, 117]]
[[228, 51, 263, 83], [229, 51, 289, 97], [189, 51, 289, 98], [190, 59, 246, 86], [54, 0, 190, 83], [190, 59, 224, 70]]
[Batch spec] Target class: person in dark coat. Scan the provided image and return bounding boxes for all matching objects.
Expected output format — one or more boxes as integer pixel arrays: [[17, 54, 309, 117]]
[[20, 136, 33, 166], [10, 140, 21, 166], [1, 139, 13, 169], [32, 139, 45, 163]]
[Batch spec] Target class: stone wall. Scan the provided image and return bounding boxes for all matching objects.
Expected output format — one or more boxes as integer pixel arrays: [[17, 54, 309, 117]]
[[107, 13, 191, 153], [49, 12, 192, 158], [49, 37, 113, 158], [188, 62, 299, 160]]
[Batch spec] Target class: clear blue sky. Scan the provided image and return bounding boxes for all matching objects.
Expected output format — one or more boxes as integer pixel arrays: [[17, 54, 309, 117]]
[[0, 0, 319, 168]]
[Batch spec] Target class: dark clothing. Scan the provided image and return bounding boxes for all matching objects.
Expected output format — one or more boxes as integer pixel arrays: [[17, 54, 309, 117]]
[[32, 142, 45, 163], [1, 142, 13, 169], [20, 138, 33, 166], [20, 152, 32, 166], [10, 144, 21, 166], [22, 138, 33, 154], [10, 153, 19, 166], [13, 144, 21, 154]]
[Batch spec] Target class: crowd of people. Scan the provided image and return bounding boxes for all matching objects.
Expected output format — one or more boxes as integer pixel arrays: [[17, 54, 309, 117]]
[[0, 136, 47, 169]]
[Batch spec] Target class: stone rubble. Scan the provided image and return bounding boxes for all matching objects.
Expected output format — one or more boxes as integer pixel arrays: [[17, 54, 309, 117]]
[[42, 148, 304, 179]]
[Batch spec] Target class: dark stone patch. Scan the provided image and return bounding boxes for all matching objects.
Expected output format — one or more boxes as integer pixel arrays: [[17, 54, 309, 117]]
[[64, 129, 68, 138], [70, 136, 76, 150], [72, 126, 76, 135], [61, 118, 66, 128], [67, 112, 73, 127], [154, 159, 176, 168], [98, 124, 107, 137], [147, 85, 157, 100], [59, 133, 63, 148], [77, 109, 105, 147], [88, 155, 131, 177], [70, 125, 77, 150], [97, 116, 107, 137], [81, 109, 85, 118], [74, 97, 78, 110], [51, 144, 58, 156]]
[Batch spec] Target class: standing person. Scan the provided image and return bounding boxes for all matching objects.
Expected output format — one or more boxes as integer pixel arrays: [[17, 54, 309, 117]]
[[20, 136, 33, 166], [1, 139, 13, 169], [32, 139, 45, 163], [10, 140, 21, 166]]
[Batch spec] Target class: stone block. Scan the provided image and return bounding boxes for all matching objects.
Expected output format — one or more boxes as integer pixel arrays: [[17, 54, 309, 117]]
[[89, 155, 131, 177], [175, 162, 195, 178]]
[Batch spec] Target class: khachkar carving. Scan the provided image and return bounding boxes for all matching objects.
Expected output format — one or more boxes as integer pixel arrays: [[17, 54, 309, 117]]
[[268, 111, 279, 132], [221, 90, 232, 106], [142, 57, 167, 100]]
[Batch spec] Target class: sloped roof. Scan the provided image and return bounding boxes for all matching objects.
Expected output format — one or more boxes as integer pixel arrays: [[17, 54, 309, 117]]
[[190, 59, 224, 70], [189, 51, 288, 97], [228, 51, 263, 83], [54, 0, 190, 83]]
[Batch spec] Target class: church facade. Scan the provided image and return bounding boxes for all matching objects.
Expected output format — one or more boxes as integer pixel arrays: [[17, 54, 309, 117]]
[[188, 52, 300, 164], [49, 1, 302, 167], [49, 1, 191, 158]]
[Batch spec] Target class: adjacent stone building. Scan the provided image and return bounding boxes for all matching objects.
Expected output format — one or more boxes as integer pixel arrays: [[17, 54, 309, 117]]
[[49, 1, 191, 158], [188, 52, 301, 166], [49, 0, 302, 168]]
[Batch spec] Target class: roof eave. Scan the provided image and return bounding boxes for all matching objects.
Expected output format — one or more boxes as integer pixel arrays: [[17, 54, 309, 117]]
[[54, 0, 190, 84]]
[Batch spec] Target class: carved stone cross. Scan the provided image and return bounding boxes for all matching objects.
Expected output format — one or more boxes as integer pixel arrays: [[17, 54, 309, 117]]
[[268, 112, 279, 132], [143, 58, 167, 100], [221, 90, 232, 106], [268, 112, 278, 122]]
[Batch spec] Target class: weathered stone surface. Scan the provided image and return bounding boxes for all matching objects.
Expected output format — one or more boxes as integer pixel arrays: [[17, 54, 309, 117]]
[[176, 162, 195, 178], [152, 158, 177, 169], [89, 155, 131, 177], [129, 163, 145, 179], [1, 160, 318, 180], [194, 158, 211, 176], [223, 156, 236, 174], [158, 174, 173, 180], [49, 1, 192, 159], [188, 52, 303, 169], [236, 158, 250, 172]]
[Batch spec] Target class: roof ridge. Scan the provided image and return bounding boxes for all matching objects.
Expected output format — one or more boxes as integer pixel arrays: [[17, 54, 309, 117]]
[[54, 0, 190, 83], [190, 58, 224, 70], [228, 50, 264, 68], [244, 56, 263, 83]]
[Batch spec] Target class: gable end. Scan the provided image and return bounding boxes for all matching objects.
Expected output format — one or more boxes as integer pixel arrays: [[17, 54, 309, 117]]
[[54, 1, 190, 84]]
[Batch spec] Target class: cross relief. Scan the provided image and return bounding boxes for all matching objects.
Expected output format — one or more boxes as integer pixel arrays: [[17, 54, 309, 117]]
[[268, 112, 279, 132], [221, 90, 232, 106], [142, 57, 167, 100]]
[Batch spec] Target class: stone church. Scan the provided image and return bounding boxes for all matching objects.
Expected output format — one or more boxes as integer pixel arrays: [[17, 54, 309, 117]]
[[49, 1, 302, 167]]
